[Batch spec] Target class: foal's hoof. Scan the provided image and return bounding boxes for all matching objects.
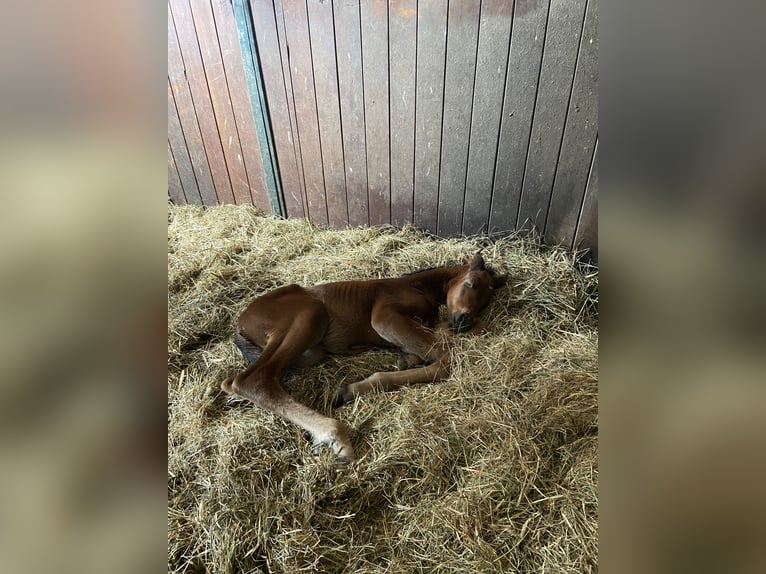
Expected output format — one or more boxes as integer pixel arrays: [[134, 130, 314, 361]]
[[334, 443, 356, 464], [311, 423, 356, 463], [332, 384, 354, 408], [311, 440, 356, 464]]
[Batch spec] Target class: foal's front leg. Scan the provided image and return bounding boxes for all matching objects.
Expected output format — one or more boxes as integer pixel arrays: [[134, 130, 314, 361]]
[[333, 311, 451, 406]]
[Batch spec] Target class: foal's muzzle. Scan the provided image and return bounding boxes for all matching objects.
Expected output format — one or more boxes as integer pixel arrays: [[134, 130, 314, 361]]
[[449, 313, 473, 334]]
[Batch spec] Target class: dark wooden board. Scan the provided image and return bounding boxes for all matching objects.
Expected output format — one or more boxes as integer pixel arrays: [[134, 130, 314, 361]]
[[187, 0, 250, 204], [389, 0, 418, 227], [273, 0, 310, 218], [462, 0, 514, 235], [249, 0, 306, 218], [545, 0, 598, 246], [574, 138, 597, 260], [334, 0, 369, 227], [489, 0, 550, 233], [234, 0, 286, 216], [360, 0, 390, 226], [168, 81, 201, 205], [211, 0, 272, 212], [307, 0, 349, 227], [168, 2, 218, 206], [413, 0, 448, 234], [437, 0, 482, 237], [517, 0, 587, 231], [167, 139, 187, 204], [280, 0, 329, 225]]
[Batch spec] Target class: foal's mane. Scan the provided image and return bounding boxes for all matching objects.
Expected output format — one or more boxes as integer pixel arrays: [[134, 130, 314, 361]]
[[403, 260, 467, 276], [403, 261, 498, 278], [403, 266, 440, 276]]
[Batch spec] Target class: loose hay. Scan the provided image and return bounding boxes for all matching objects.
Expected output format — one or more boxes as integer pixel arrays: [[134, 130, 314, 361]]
[[168, 204, 598, 573]]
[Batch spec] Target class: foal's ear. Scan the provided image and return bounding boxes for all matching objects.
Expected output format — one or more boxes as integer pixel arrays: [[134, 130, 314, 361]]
[[492, 274, 508, 289], [468, 251, 486, 271]]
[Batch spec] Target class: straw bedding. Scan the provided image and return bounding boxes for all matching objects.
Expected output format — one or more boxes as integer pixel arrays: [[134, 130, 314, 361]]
[[168, 204, 598, 573]]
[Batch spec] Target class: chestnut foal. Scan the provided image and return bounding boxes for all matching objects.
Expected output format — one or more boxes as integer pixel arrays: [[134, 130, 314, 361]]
[[221, 252, 506, 462]]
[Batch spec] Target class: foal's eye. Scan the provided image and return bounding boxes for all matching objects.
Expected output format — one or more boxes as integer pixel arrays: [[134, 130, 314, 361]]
[[464, 279, 474, 289]]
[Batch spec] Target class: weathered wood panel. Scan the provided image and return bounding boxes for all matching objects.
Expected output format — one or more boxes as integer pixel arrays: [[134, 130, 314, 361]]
[[574, 138, 598, 259], [234, 0, 286, 215], [437, 0, 482, 237], [545, 0, 598, 246], [307, 0, 348, 227], [413, 0, 448, 234], [489, 0, 550, 233], [167, 140, 187, 205], [168, 81, 202, 205], [360, 0, 390, 226], [281, 0, 329, 225], [187, 0, 251, 204], [334, 0, 369, 227], [170, 0, 235, 204], [249, 0, 306, 218], [517, 0, 587, 231], [462, 0, 514, 235], [211, 0, 272, 211], [389, 0, 418, 227], [168, 1, 218, 206]]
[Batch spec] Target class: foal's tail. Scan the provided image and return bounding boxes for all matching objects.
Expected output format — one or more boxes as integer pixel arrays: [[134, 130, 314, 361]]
[[234, 331, 262, 364]]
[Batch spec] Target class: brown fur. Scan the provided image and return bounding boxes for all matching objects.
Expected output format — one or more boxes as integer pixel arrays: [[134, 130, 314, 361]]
[[221, 252, 506, 462]]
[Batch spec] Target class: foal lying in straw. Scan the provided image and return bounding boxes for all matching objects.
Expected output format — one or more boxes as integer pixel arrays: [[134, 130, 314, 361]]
[[222, 252, 506, 462]]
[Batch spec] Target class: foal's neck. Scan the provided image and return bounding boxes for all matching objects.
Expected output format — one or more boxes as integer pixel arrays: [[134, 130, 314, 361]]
[[406, 265, 466, 303]]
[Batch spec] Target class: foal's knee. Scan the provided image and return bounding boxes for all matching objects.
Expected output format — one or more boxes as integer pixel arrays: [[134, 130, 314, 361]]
[[221, 376, 236, 394]]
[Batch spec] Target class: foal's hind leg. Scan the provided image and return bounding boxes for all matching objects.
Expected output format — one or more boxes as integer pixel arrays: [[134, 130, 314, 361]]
[[222, 309, 355, 461], [234, 333, 327, 369]]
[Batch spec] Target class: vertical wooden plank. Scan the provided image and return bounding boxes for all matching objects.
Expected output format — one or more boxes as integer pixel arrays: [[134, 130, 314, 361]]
[[334, 0, 369, 227], [274, 0, 311, 218], [306, 0, 348, 227], [573, 138, 597, 261], [437, 0, 482, 237], [462, 0, 514, 235], [187, 0, 251, 205], [167, 141, 187, 204], [234, 0, 285, 216], [167, 81, 203, 205], [489, 0, 549, 233], [168, 2, 219, 206], [169, 0, 234, 204], [389, 0, 417, 227], [545, 0, 598, 246], [281, 0, 329, 225], [211, 0, 273, 213], [249, 0, 306, 219], [413, 0, 448, 234], [517, 0, 587, 231], [360, 0, 390, 226]]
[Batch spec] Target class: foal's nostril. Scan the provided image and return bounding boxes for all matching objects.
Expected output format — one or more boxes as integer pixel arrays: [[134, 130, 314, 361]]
[[449, 313, 473, 333]]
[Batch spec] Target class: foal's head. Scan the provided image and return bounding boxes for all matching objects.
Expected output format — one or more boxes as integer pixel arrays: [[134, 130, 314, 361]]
[[446, 252, 507, 333]]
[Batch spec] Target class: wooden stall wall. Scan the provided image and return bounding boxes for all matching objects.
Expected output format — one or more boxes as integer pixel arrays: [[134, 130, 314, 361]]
[[167, 0, 275, 211], [168, 0, 598, 255]]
